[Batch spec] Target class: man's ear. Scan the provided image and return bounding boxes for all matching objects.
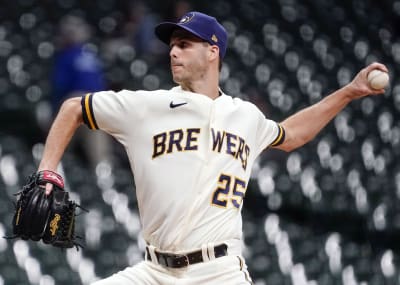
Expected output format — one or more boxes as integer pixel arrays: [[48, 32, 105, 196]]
[[208, 45, 219, 62]]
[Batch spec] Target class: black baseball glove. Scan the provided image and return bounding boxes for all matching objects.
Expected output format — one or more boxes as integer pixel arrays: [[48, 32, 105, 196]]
[[9, 170, 84, 249]]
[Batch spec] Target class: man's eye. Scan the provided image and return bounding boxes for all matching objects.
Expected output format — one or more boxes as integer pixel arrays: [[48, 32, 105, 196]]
[[169, 41, 189, 49]]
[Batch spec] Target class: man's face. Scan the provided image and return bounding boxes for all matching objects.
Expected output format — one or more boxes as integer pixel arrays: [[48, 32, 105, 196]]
[[169, 29, 210, 84]]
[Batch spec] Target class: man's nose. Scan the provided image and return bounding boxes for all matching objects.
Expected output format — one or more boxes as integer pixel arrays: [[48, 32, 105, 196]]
[[169, 46, 178, 58]]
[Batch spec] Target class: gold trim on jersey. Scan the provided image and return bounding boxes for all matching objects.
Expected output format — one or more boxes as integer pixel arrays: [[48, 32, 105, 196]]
[[269, 123, 285, 147], [84, 94, 96, 129], [81, 93, 98, 130]]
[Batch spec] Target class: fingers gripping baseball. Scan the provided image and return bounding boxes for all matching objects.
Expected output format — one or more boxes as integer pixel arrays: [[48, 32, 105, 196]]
[[349, 62, 389, 99]]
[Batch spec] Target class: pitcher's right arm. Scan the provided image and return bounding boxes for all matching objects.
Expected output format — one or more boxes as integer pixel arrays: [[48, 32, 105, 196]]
[[38, 97, 83, 194]]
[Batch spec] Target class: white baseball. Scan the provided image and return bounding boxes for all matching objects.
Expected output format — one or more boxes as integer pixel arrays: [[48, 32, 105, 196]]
[[367, 69, 389, 90]]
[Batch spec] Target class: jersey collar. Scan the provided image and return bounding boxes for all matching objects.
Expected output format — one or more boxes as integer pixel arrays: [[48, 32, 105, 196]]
[[172, 86, 225, 99]]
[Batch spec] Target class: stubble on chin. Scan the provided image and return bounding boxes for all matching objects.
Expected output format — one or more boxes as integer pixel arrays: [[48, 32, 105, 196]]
[[171, 73, 181, 84], [171, 69, 186, 85]]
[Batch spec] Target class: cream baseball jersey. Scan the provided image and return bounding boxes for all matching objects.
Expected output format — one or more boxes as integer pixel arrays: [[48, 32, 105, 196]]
[[81, 86, 285, 252]]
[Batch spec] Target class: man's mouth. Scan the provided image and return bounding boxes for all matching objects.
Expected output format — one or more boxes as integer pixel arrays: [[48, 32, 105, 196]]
[[171, 61, 183, 67]]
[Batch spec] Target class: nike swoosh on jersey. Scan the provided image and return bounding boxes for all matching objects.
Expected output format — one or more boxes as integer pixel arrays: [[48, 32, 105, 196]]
[[169, 101, 188, 108]]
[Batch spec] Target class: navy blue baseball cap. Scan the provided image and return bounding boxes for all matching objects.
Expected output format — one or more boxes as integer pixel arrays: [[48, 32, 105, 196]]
[[155, 11, 228, 58]]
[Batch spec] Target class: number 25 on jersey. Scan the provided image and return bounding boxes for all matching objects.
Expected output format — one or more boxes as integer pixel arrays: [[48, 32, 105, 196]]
[[211, 174, 247, 209]]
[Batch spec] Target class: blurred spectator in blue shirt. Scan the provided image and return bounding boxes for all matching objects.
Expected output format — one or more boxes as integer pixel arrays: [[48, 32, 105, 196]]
[[51, 14, 105, 113]]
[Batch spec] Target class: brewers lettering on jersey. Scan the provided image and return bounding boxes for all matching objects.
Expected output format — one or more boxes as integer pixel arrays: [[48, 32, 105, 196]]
[[151, 126, 252, 170], [37, 10, 388, 285]]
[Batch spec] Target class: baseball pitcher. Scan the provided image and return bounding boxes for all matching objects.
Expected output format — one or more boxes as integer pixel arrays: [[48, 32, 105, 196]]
[[36, 11, 387, 285]]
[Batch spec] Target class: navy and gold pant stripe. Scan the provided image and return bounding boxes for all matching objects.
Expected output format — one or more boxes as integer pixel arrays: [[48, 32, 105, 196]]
[[81, 93, 99, 130], [270, 123, 285, 147], [237, 256, 254, 285]]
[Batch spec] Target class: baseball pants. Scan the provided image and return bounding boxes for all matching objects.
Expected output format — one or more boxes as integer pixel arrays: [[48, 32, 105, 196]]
[[91, 242, 253, 285]]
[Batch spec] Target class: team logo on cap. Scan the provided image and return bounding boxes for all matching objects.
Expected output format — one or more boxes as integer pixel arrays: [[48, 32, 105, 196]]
[[179, 12, 195, 24]]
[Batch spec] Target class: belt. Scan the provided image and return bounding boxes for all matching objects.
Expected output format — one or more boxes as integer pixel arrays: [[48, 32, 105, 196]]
[[146, 244, 228, 268]]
